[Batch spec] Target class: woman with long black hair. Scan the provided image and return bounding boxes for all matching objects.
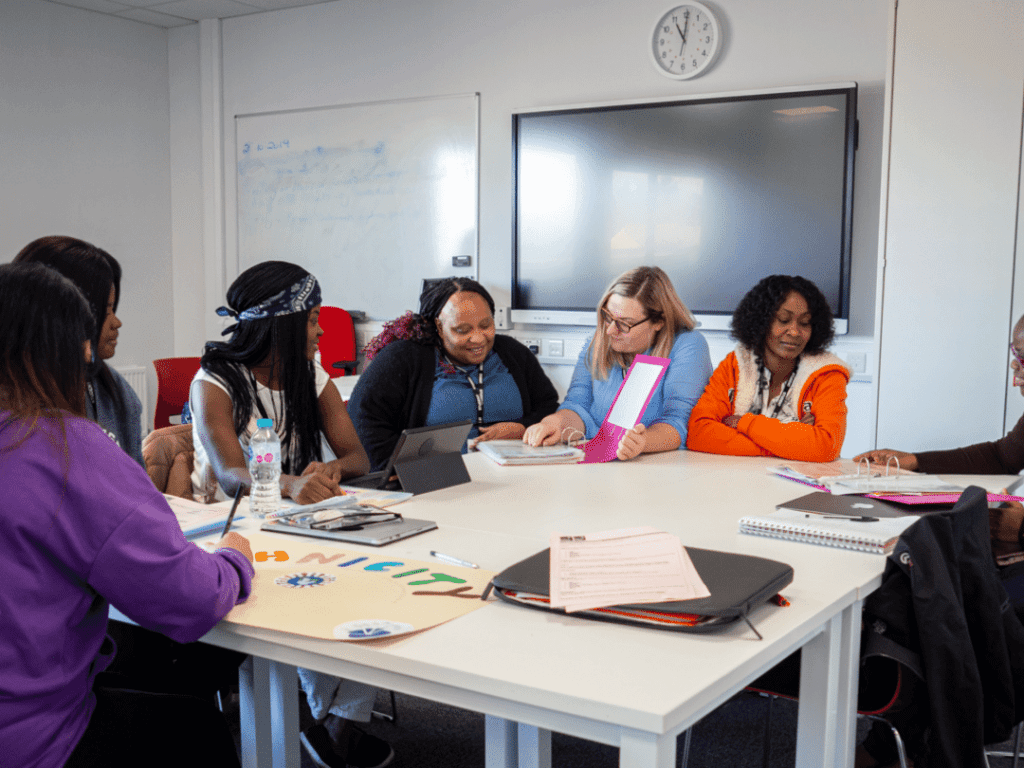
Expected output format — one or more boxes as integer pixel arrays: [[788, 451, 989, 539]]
[[190, 261, 392, 768], [190, 260, 370, 503], [13, 236, 144, 466], [0, 262, 254, 768]]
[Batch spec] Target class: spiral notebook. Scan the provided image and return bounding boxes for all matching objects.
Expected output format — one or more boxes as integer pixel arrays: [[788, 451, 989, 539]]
[[739, 493, 918, 554]]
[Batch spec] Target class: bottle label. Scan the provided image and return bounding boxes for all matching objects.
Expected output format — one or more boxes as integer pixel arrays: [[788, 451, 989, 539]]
[[255, 452, 275, 463]]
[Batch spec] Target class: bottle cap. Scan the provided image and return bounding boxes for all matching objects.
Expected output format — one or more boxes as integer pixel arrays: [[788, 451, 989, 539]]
[[256, 418, 273, 429]]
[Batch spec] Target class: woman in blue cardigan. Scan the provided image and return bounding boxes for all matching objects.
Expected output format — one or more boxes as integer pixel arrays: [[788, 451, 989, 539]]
[[524, 266, 712, 461]]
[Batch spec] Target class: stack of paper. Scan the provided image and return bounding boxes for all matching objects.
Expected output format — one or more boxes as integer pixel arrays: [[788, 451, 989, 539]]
[[475, 440, 584, 466], [548, 527, 710, 613], [165, 494, 240, 538]]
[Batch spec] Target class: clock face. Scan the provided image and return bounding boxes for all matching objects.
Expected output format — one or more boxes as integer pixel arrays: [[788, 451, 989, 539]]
[[651, 3, 721, 80]]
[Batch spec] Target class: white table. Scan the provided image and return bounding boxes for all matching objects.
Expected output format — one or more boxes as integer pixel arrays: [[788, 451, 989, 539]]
[[198, 452, 1009, 768]]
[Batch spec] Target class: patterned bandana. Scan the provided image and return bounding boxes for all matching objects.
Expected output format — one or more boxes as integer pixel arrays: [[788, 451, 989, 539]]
[[216, 274, 321, 335]]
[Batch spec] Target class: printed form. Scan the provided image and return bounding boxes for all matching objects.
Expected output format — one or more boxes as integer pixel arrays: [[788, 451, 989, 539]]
[[549, 526, 710, 613]]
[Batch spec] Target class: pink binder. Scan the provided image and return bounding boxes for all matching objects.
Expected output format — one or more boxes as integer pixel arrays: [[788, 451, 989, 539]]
[[582, 354, 671, 464]]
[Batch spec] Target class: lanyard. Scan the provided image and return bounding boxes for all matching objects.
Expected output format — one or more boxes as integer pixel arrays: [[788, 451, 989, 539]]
[[757, 362, 798, 420], [247, 368, 280, 425], [450, 359, 485, 426]]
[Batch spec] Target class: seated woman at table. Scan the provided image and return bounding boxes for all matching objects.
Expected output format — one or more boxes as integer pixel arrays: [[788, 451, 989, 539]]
[[523, 266, 712, 460], [0, 262, 254, 768], [854, 311, 1024, 548], [349, 277, 560, 471], [686, 274, 850, 462], [13, 235, 144, 466], [189, 260, 392, 768]]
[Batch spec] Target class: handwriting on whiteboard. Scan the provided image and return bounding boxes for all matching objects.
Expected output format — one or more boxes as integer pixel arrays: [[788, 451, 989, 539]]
[[241, 139, 290, 154]]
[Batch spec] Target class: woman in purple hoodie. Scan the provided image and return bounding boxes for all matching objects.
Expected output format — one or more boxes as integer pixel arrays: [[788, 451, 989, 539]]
[[0, 262, 255, 768]]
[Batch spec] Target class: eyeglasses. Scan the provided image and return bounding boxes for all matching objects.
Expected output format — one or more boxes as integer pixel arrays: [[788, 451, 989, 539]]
[[600, 308, 651, 335], [1010, 343, 1024, 368]]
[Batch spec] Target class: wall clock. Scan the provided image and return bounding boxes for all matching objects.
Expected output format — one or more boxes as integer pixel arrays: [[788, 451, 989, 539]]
[[650, 3, 721, 80]]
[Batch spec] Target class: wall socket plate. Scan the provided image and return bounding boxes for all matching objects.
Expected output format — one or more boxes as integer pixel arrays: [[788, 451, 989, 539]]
[[494, 307, 510, 330]]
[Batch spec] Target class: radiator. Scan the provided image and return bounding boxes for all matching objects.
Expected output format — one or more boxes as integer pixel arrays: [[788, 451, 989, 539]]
[[114, 365, 148, 436]]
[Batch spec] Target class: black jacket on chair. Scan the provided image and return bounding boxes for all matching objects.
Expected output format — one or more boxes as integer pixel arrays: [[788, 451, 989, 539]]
[[862, 486, 1024, 768]]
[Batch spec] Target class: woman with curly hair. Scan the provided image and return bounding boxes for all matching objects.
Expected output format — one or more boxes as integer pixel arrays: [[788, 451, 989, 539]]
[[349, 278, 559, 471], [687, 274, 850, 461], [523, 266, 712, 461]]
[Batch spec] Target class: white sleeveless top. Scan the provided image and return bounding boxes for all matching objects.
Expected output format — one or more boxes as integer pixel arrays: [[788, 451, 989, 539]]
[[189, 363, 330, 501]]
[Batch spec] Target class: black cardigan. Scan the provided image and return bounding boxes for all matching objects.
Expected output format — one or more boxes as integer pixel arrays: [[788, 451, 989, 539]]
[[348, 336, 560, 471]]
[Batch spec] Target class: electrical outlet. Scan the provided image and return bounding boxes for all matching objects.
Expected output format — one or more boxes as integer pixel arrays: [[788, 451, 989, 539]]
[[521, 338, 540, 355], [548, 339, 564, 357], [846, 352, 867, 374], [494, 307, 510, 330]]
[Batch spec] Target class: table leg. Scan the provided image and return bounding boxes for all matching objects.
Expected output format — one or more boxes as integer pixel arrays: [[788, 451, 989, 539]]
[[239, 656, 300, 768], [518, 724, 552, 768], [485, 715, 519, 768], [795, 599, 862, 768], [619, 728, 675, 768]]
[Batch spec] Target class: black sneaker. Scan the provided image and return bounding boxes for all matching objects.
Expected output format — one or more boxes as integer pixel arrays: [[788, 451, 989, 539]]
[[300, 722, 394, 768]]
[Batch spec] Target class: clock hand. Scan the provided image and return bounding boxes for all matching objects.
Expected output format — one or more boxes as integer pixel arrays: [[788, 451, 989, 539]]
[[676, 23, 687, 56]]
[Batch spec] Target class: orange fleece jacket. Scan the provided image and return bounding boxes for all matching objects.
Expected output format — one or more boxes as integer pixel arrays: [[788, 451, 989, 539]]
[[686, 348, 850, 462]]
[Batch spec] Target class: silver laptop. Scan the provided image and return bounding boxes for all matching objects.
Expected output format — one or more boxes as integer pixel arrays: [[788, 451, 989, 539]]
[[261, 514, 437, 546]]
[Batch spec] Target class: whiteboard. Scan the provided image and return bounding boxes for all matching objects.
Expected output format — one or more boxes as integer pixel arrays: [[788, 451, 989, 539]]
[[235, 94, 478, 320]]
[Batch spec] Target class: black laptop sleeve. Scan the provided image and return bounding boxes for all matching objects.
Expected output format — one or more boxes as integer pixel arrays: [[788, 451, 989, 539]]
[[482, 547, 794, 633]]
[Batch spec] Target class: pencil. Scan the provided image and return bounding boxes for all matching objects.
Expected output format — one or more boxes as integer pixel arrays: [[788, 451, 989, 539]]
[[220, 485, 244, 538]]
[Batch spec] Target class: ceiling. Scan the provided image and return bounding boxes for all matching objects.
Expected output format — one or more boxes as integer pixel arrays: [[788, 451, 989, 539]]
[[38, 0, 336, 28]]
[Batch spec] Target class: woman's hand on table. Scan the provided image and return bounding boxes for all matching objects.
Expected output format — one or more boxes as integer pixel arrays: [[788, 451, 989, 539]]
[[216, 531, 253, 563], [469, 421, 526, 450], [302, 460, 342, 483], [616, 424, 647, 461], [282, 472, 342, 504], [851, 448, 919, 471], [522, 417, 563, 447]]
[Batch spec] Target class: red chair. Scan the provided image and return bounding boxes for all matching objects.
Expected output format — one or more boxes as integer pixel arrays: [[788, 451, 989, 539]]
[[318, 306, 358, 378], [153, 357, 202, 430]]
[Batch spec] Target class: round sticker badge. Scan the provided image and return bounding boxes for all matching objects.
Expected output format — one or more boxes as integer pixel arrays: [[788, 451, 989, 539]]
[[334, 620, 415, 640], [274, 572, 336, 589]]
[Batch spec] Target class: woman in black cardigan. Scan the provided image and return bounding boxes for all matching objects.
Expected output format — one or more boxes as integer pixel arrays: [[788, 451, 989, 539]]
[[349, 278, 559, 472]]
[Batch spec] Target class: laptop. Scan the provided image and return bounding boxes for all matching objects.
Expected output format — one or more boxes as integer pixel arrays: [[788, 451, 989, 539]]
[[777, 492, 906, 519], [261, 513, 438, 546], [344, 420, 473, 494]]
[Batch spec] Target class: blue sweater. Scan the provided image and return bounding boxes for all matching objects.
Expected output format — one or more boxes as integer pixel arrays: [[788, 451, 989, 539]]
[[560, 330, 712, 446]]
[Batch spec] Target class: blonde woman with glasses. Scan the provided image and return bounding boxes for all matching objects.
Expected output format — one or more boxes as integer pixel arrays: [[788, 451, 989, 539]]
[[523, 266, 712, 461]]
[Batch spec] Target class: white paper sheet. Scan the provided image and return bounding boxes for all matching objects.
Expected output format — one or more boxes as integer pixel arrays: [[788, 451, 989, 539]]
[[549, 526, 710, 612], [606, 362, 663, 427]]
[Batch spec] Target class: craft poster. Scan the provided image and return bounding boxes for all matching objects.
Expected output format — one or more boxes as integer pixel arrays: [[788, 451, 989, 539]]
[[215, 533, 495, 641]]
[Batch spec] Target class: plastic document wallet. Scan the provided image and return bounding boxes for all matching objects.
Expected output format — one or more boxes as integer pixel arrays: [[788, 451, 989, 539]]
[[482, 547, 794, 633]]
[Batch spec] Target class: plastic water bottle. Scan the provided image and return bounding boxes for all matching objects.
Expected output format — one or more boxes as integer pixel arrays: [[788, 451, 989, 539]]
[[248, 418, 282, 517]]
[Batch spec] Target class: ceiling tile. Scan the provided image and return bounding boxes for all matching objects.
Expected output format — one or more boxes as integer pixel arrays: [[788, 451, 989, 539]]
[[115, 6, 194, 26], [144, 0, 264, 21], [43, 0, 138, 13]]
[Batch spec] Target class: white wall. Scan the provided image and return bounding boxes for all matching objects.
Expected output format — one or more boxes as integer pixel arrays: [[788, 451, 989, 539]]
[[0, 0, 173, 422]]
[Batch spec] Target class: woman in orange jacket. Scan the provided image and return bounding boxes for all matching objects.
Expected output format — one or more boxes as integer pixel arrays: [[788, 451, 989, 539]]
[[686, 275, 850, 462]]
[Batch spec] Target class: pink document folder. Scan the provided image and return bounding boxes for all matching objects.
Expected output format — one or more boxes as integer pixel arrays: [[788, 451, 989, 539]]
[[581, 354, 671, 464]]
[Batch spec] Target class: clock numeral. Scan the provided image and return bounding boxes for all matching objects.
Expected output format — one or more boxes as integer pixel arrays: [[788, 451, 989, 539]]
[[662, 51, 668, 59], [705, 36, 711, 43], [663, 25, 670, 32], [702, 49, 708, 56], [660, 38, 665, 45], [703, 23, 709, 30], [692, 58, 698, 68]]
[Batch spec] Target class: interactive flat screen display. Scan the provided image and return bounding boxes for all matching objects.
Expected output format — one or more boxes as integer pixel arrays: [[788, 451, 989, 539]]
[[512, 85, 857, 330]]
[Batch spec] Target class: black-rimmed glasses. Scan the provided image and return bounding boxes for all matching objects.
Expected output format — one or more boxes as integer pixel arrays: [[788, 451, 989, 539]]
[[600, 308, 651, 335]]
